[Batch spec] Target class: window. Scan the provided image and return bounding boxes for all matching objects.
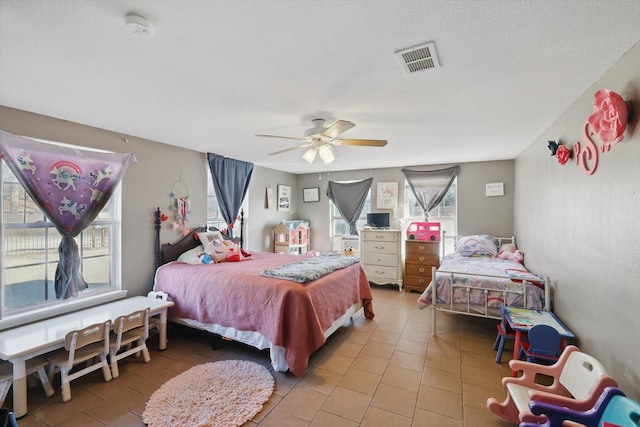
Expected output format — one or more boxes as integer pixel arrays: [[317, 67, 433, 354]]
[[206, 168, 246, 233], [1, 140, 122, 324], [330, 187, 371, 252], [405, 178, 457, 253]]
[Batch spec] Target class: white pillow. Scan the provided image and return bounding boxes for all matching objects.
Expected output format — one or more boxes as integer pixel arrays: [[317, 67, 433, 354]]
[[177, 245, 204, 265]]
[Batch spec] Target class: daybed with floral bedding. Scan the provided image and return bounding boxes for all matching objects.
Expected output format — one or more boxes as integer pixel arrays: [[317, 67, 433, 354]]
[[417, 235, 550, 335]]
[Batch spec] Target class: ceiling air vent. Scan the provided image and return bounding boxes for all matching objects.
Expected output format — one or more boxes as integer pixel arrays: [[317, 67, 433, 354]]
[[395, 42, 440, 75]]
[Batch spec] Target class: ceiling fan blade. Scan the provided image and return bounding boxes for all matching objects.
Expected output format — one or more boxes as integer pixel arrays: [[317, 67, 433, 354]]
[[256, 134, 307, 142], [268, 144, 312, 156], [321, 120, 355, 139], [338, 139, 388, 147]]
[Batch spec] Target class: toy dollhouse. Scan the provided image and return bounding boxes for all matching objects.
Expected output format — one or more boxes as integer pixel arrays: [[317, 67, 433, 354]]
[[273, 220, 310, 255]]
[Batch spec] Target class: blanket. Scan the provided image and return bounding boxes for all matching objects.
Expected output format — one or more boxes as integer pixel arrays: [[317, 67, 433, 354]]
[[261, 254, 360, 283]]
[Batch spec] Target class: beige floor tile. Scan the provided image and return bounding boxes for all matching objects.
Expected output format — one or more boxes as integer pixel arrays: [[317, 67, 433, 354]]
[[425, 351, 461, 373], [350, 353, 390, 375], [463, 405, 514, 427], [412, 408, 463, 427], [337, 367, 382, 395], [400, 327, 431, 344], [309, 410, 359, 427], [332, 340, 364, 358], [83, 387, 148, 424], [461, 363, 502, 388], [104, 412, 146, 427], [416, 384, 463, 420], [297, 367, 342, 395], [370, 383, 417, 418], [389, 350, 426, 372], [275, 386, 328, 421], [361, 340, 395, 359], [462, 382, 505, 411], [421, 365, 463, 394], [321, 386, 372, 423], [313, 352, 354, 375], [381, 365, 422, 392], [395, 338, 429, 356], [369, 329, 401, 345], [258, 409, 310, 427], [360, 406, 412, 427]]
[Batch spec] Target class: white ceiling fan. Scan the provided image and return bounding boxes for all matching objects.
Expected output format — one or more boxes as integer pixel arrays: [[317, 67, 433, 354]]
[[256, 119, 387, 164]]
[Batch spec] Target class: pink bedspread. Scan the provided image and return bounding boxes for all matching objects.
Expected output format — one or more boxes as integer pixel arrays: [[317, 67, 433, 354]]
[[153, 252, 374, 376]]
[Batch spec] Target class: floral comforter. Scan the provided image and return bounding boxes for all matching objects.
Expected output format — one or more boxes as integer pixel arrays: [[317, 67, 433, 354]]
[[417, 254, 545, 310]]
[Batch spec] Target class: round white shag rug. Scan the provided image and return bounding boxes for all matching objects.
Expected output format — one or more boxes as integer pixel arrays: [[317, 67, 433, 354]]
[[142, 360, 275, 427]]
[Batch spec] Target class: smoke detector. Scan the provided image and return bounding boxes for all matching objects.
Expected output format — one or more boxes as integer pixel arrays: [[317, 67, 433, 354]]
[[126, 14, 154, 37], [395, 42, 440, 74]]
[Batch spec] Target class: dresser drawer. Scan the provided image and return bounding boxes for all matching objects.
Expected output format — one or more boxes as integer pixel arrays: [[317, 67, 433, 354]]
[[405, 252, 439, 266], [362, 240, 399, 255], [362, 252, 399, 267], [361, 231, 399, 243], [405, 241, 439, 255], [363, 264, 399, 281], [405, 264, 434, 277], [404, 274, 431, 290]]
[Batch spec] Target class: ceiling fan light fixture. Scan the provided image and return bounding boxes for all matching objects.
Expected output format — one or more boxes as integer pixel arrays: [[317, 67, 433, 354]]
[[302, 148, 317, 163], [318, 144, 335, 164]]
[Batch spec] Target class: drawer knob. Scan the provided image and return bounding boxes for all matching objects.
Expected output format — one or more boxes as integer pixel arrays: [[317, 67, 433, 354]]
[[419, 279, 425, 284], [374, 246, 386, 250], [419, 268, 425, 273], [419, 245, 425, 250], [419, 256, 425, 262]]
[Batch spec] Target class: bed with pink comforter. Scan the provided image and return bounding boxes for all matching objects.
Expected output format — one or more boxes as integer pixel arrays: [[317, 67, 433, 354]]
[[153, 251, 374, 376]]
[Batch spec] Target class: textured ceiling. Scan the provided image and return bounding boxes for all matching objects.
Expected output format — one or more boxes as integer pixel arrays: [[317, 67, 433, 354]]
[[1, 0, 639, 174]]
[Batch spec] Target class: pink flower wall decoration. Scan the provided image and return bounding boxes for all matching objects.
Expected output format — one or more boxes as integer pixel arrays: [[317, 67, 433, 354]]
[[587, 89, 629, 149], [556, 145, 570, 165]]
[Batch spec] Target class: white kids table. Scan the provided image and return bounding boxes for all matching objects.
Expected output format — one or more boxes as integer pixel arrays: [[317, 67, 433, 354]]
[[0, 296, 174, 418]]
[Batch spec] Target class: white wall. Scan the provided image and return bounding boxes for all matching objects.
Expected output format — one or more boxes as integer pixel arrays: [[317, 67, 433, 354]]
[[515, 41, 640, 399]]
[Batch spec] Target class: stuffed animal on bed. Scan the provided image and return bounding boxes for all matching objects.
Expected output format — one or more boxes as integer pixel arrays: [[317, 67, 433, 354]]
[[498, 249, 523, 263], [497, 243, 524, 263]]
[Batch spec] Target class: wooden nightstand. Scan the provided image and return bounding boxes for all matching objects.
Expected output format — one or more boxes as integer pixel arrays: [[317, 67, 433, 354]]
[[404, 240, 440, 293]]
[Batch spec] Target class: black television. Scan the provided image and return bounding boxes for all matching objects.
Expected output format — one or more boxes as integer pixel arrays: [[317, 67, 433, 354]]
[[366, 212, 390, 228]]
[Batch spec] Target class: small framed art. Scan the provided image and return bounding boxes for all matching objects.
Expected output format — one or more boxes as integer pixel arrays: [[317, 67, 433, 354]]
[[277, 184, 291, 211], [303, 187, 320, 203]]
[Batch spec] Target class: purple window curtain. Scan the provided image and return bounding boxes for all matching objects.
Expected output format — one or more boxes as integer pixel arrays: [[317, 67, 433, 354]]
[[0, 130, 136, 299], [402, 166, 459, 219], [206, 153, 253, 240]]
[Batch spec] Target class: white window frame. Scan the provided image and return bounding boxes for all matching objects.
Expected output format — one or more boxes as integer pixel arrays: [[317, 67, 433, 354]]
[[0, 139, 125, 330], [404, 178, 457, 255]]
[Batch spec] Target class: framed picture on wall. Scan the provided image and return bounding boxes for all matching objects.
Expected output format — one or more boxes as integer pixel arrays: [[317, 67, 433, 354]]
[[376, 182, 398, 209], [303, 187, 320, 203], [277, 184, 291, 211]]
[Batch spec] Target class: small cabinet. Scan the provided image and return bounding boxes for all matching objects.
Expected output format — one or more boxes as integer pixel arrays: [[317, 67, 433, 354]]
[[274, 220, 310, 255], [404, 240, 440, 293], [360, 229, 403, 290]]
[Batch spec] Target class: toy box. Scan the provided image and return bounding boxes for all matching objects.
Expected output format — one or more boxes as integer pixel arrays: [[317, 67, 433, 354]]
[[406, 221, 441, 241]]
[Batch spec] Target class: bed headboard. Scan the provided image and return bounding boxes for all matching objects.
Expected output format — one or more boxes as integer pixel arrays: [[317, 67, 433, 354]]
[[441, 232, 516, 256], [153, 207, 244, 270]]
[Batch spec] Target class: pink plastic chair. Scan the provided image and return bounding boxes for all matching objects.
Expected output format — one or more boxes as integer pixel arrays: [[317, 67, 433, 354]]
[[487, 345, 619, 424]]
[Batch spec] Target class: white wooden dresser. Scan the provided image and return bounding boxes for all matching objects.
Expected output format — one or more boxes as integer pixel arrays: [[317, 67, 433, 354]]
[[360, 229, 403, 290]]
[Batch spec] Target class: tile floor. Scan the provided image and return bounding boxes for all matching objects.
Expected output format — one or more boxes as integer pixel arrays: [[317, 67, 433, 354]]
[[8, 285, 517, 426]]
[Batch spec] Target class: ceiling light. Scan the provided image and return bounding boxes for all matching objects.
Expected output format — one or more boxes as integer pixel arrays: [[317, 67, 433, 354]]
[[318, 144, 335, 164], [302, 148, 317, 163], [126, 14, 154, 37]]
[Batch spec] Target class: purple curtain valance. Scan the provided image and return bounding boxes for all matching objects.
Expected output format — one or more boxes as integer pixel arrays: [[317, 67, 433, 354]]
[[0, 130, 136, 298]]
